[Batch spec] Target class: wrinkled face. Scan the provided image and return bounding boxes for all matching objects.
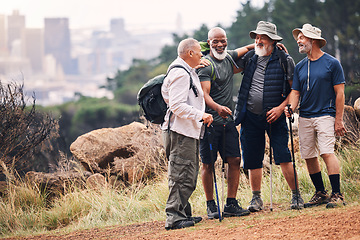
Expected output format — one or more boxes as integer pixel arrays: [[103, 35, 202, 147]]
[[189, 44, 203, 67], [297, 32, 312, 54], [208, 31, 228, 60], [255, 34, 274, 56]]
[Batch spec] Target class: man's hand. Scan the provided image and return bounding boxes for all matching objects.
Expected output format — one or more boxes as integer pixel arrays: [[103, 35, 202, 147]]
[[202, 113, 213, 127], [335, 119, 346, 137], [284, 105, 293, 118], [266, 106, 283, 123], [276, 43, 288, 54], [195, 58, 211, 69], [216, 105, 232, 118]]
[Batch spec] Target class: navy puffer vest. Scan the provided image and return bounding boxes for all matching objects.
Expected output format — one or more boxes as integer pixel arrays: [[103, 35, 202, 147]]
[[234, 47, 289, 124]]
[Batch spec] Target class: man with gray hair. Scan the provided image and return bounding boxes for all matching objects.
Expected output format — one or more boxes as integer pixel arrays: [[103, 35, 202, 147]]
[[161, 38, 213, 230], [286, 23, 346, 208], [234, 21, 304, 212]]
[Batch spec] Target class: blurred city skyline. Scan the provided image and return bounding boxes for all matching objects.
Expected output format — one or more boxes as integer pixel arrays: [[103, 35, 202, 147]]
[[2, 0, 265, 30], [0, 0, 267, 107]]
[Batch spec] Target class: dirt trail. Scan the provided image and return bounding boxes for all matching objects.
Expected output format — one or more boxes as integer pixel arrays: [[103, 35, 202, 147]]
[[5, 204, 360, 240]]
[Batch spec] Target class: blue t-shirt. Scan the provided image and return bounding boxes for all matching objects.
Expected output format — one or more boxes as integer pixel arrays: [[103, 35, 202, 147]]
[[292, 53, 345, 118]]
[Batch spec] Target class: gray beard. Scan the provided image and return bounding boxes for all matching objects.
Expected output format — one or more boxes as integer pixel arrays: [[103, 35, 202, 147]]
[[210, 46, 227, 60], [299, 42, 312, 54]]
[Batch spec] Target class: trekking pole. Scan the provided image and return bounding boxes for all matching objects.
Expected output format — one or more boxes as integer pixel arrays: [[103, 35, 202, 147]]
[[221, 120, 226, 215], [208, 125, 222, 222], [268, 122, 273, 212], [287, 104, 299, 209]]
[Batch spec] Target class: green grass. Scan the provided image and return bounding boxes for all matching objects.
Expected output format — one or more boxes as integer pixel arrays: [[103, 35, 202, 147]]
[[0, 145, 359, 238]]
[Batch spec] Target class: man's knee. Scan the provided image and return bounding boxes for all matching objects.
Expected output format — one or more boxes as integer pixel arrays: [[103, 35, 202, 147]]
[[202, 163, 213, 172], [227, 157, 241, 167]]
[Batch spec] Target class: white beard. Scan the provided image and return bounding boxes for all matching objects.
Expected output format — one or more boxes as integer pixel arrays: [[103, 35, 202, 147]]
[[255, 44, 272, 57], [210, 45, 227, 60]]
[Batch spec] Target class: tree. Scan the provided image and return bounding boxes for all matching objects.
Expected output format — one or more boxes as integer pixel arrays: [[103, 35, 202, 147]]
[[193, 24, 210, 42], [0, 81, 57, 178]]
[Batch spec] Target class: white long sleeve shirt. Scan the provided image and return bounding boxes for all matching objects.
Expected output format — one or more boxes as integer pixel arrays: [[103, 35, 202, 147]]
[[161, 57, 205, 139]]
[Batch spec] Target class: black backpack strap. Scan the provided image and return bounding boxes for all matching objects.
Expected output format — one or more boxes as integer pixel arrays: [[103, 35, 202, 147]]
[[167, 65, 199, 97], [165, 65, 199, 132], [276, 48, 289, 98]]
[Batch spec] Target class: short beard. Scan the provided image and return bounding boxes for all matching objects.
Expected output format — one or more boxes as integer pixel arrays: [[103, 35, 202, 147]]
[[255, 44, 273, 57], [299, 41, 312, 54], [210, 45, 227, 60]]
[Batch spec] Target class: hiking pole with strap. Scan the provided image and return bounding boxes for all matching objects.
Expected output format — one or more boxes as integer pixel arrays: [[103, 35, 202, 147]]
[[221, 120, 226, 216], [287, 104, 300, 210], [207, 125, 222, 222], [268, 121, 273, 212]]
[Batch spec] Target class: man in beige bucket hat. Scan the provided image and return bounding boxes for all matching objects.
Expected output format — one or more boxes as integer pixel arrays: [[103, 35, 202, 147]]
[[286, 23, 346, 209], [234, 21, 304, 212]]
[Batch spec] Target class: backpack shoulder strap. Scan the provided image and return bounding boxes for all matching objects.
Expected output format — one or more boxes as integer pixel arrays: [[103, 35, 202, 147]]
[[225, 52, 239, 69], [166, 65, 198, 97], [276, 48, 290, 98]]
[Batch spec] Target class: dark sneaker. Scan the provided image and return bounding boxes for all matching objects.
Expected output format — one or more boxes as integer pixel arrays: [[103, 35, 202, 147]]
[[207, 201, 219, 219], [223, 200, 250, 217], [247, 195, 263, 212], [188, 216, 202, 224], [165, 220, 195, 230], [290, 193, 304, 210], [326, 192, 346, 208], [304, 190, 330, 208]]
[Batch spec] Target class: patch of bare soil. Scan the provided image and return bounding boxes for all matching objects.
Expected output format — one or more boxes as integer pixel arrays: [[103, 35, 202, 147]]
[[4, 204, 360, 240]]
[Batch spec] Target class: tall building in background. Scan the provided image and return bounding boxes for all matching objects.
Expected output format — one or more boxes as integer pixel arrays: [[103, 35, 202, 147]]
[[0, 14, 7, 56], [175, 13, 183, 36], [44, 18, 75, 74], [7, 10, 25, 54], [23, 28, 44, 73]]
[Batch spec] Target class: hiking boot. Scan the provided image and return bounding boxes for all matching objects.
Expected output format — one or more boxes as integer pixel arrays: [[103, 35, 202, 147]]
[[290, 193, 304, 210], [247, 195, 263, 212], [207, 201, 219, 219], [165, 220, 194, 230], [304, 190, 330, 208], [326, 192, 346, 208], [188, 216, 202, 224], [223, 200, 250, 217]]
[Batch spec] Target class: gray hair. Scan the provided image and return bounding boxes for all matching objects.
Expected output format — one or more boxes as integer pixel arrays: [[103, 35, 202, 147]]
[[177, 38, 199, 56]]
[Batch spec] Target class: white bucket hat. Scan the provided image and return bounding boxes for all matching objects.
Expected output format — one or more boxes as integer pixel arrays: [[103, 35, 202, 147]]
[[292, 23, 327, 48], [249, 21, 283, 41]]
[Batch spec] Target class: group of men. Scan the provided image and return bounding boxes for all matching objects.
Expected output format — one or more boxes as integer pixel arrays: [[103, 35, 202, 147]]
[[161, 21, 346, 230]]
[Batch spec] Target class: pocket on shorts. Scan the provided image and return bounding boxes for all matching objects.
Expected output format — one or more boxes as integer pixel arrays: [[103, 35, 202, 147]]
[[168, 156, 191, 182]]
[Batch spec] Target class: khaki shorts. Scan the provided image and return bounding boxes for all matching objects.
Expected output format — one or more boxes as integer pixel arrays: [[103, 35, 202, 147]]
[[298, 116, 335, 159]]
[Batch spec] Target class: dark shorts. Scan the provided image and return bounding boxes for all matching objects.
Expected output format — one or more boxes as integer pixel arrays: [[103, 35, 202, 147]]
[[200, 121, 241, 164], [240, 111, 291, 169]]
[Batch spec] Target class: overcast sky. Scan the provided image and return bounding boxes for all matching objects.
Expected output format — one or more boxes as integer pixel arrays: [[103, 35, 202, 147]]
[[2, 0, 265, 31]]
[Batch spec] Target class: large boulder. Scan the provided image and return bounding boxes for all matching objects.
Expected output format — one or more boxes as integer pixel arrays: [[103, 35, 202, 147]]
[[354, 97, 360, 120], [342, 105, 360, 145], [70, 122, 166, 184]]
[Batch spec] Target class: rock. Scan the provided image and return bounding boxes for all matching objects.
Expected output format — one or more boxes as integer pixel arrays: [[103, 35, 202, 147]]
[[354, 97, 360, 120], [86, 173, 107, 190], [70, 122, 166, 184], [342, 105, 360, 145], [25, 170, 92, 198]]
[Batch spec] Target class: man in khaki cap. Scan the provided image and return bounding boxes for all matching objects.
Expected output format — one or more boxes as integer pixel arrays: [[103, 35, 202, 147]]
[[286, 23, 346, 208], [234, 21, 304, 212]]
